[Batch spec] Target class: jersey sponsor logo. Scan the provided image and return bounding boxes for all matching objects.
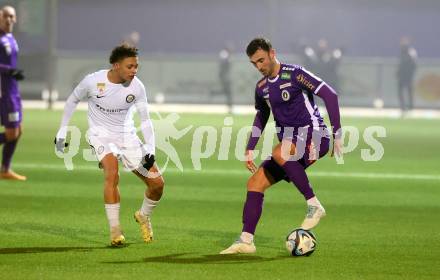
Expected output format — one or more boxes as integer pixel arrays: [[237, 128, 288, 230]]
[[126, 94, 135, 103], [296, 74, 316, 91], [8, 112, 19, 122], [282, 66, 296, 71], [280, 82, 291, 89], [302, 68, 322, 82], [95, 104, 125, 113], [281, 90, 290, 101], [281, 72, 291, 80], [257, 79, 267, 88]]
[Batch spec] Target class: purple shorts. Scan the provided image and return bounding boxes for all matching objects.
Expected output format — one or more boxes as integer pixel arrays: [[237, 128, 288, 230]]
[[0, 95, 22, 128], [261, 127, 330, 183]]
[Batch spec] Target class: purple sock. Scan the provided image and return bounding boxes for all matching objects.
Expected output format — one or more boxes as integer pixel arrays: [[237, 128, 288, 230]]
[[242, 191, 264, 235], [0, 133, 5, 144], [2, 139, 17, 171], [282, 161, 315, 200]]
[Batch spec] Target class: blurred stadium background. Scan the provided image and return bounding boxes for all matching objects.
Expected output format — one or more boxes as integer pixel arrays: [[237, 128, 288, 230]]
[[4, 0, 440, 111]]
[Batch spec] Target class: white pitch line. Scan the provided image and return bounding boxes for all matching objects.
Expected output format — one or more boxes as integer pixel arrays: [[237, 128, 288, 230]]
[[13, 163, 440, 181]]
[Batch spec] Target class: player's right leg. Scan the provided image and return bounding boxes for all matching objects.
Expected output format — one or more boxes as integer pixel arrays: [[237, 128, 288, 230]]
[[100, 153, 125, 246], [220, 167, 277, 254], [272, 134, 330, 230], [0, 125, 26, 181]]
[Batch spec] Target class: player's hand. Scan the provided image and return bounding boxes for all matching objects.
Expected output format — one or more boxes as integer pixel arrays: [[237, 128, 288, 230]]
[[143, 154, 155, 171], [54, 137, 69, 153], [331, 138, 343, 158], [245, 150, 257, 173], [9, 69, 25, 81]]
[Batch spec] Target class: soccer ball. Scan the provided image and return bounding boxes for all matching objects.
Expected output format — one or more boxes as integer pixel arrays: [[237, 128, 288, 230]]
[[285, 228, 317, 256]]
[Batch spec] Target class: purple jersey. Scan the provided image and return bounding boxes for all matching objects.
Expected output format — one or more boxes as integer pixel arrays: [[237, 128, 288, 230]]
[[247, 63, 341, 150], [0, 31, 19, 97], [257, 64, 325, 134], [0, 31, 21, 127]]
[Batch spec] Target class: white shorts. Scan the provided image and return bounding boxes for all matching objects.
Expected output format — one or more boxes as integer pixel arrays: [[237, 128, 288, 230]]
[[87, 133, 147, 171]]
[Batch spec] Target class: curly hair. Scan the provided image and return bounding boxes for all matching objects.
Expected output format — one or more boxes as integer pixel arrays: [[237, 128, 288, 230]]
[[109, 44, 138, 64]]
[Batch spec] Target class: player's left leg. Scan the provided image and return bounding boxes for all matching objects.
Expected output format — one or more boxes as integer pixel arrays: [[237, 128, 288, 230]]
[[407, 82, 414, 110], [132, 164, 164, 243], [0, 125, 26, 181], [272, 132, 330, 230]]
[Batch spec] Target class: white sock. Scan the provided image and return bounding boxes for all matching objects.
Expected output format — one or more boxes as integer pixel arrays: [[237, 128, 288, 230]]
[[140, 196, 159, 216], [105, 203, 120, 228], [240, 232, 254, 244], [307, 196, 321, 207]]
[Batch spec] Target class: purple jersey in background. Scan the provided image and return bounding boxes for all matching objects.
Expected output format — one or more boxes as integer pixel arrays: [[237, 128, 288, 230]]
[[0, 31, 21, 128]]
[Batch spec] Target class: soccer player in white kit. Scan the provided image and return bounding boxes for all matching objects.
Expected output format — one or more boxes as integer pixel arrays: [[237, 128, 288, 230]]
[[55, 45, 164, 246]]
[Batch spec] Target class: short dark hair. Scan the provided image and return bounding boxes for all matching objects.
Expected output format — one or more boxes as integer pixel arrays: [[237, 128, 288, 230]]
[[109, 44, 138, 64], [246, 37, 272, 57]]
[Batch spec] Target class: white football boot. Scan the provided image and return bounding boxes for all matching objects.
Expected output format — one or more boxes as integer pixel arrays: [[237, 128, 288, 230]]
[[220, 239, 256, 254], [301, 204, 326, 230], [110, 225, 125, 247]]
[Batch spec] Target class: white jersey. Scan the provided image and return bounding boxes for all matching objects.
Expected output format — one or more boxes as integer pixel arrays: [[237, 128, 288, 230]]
[[56, 69, 155, 154]]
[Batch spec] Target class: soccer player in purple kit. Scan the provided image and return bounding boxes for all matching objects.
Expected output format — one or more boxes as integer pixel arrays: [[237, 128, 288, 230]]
[[221, 37, 342, 254], [0, 6, 26, 181]]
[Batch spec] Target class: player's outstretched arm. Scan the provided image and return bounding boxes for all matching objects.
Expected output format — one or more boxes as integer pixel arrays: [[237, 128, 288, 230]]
[[54, 76, 89, 153], [135, 84, 156, 156], [315, 84, 342, 157]]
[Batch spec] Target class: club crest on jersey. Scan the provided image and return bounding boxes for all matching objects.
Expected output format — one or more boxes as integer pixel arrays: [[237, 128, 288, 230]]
[[281, 90, 290, 101], [126, 94, 135, 103], [97, 146, 105, 155], [97, 83, 106, 93]]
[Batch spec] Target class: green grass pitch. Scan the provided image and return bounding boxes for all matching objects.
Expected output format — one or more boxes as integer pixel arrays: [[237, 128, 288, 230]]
[[0, 109, 439, 279]]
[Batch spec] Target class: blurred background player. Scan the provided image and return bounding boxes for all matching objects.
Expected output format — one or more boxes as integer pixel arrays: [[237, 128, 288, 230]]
[[211, 45, 233, 114], [301, 38, 343, 93], [397, 36, 417, 113], [0, 6, 26, 181], [221, 37, 342, 254], [54, 44, 164, 246], [219, 45, 232, 114]]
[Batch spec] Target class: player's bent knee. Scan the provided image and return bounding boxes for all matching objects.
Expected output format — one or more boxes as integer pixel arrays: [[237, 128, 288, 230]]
[[272, 141, 296, 165], [246, 174, 266, 192], [151, 177, 164, 193], [5, 129, 20, 142], [272, 148, 283, 165], [147, 179, 164, 200]]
